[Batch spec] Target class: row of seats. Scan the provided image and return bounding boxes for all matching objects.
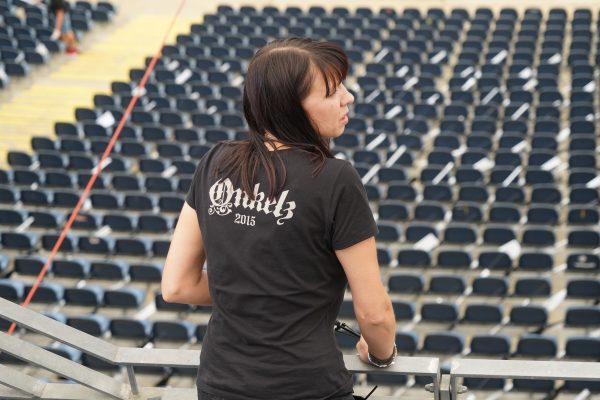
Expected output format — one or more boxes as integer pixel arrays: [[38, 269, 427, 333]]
[[2, 255, 161, 282], [378, 248, 599, 270], [0, 230, 171, 256], [386, 273, 600, 298], [0, 186, 185, 212], [0, 208, 177, 232], [340, 300, 600, 328], [375, 223, 600, 248]]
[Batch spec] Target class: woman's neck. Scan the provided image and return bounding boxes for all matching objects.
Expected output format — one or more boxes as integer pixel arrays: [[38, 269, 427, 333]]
[[264, 132, 290, 151]]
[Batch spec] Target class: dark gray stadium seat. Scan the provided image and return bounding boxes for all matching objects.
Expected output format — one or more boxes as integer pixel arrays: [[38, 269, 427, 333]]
[[423, 331, 464, 354]]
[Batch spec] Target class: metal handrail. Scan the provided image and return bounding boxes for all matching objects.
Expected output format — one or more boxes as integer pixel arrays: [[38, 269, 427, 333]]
[[0, 297, 440, 399], [450, 358, 600, 399]]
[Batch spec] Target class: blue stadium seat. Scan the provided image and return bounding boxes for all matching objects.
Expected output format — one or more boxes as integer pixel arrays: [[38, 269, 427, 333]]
[[152, 320, 196, 342], [437, 250, 471, 269], [566, 253, 599, 272], [114, 238, 149, 256], [395, 331, 419, 353], [568, 229, 600, 248], [516, 334, 557, 358], [0, 279, 25, 301], [129, 263, 161, 283], [64, 286, 104, 307], [478, 251, 512, 270], [104, 287, 145, 309], [405, 224, 437, 242], [378, 201, 409, 221], [428, 275, 466, 294], [375, 222, 401, 242], [514, 277, 551, 297], [423, 184, 453, 202], [422, 331, 464, 354], [1, 231, 37, 251], [463, 304, 503, 324], [110, 318, 152, 341], [483, 226, 515, 245], [518, 252, 553, 271], [67, 314, 110, 336], [26, 282, 63, 304], [421, 302, 458, 322], [388, 273, 423, 294], [397, 249, 431, 267], [469, 334, 511, 356], [155, 293, 192, 312], [565, 306, 600, 327], [443, 225, 477, 244], [471, 276, 508, 296], [566, 278, 600, 299], [510, 305, 548, 326], [565, 336, 600, 359], [392, 301, 415, 321]]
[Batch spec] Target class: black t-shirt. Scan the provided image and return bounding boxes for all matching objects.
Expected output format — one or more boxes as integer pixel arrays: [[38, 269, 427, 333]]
[[48, 0, 68, 12], [186, 142, 377, 400]]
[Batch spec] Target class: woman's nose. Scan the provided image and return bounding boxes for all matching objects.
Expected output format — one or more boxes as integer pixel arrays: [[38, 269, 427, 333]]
[[343, 87, 354, 105]]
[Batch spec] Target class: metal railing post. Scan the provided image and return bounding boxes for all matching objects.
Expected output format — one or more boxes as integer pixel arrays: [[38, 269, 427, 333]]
[[126, 365, 140, 396]]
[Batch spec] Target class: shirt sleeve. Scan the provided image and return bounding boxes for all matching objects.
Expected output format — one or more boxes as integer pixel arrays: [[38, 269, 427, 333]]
[[185, 143, 222, 210], [330, 162, 378, 250], [185, 154, 207, 210]]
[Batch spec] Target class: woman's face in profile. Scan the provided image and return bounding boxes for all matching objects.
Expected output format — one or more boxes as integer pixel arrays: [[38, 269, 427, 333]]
[[302, 69, 354, 139]]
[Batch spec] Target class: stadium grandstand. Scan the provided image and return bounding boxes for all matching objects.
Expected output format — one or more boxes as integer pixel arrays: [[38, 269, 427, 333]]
[[0, 0, 599, 398]]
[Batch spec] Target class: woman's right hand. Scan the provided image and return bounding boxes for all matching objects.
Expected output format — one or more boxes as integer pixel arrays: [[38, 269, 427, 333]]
[[356, 335, 369, 364]]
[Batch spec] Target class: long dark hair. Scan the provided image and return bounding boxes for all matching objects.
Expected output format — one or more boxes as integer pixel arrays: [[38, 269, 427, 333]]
[[216, 37, 349, 199]]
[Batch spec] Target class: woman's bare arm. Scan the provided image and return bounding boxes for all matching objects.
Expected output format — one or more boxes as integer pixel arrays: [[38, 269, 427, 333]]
[[161, 202, 211, 305], [336, 236, 396, 361]]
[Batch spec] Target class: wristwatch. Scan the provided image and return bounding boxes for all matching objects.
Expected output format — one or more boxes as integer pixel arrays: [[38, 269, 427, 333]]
[[367, 344, 397, 368]]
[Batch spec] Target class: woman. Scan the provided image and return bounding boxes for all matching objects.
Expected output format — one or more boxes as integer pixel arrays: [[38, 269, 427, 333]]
[[35, 0, 79, 54], [162, 37, 396, 400]]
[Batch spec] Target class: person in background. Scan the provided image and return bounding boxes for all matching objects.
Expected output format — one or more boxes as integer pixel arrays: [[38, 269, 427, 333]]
[[162, 37, 396, 400], [36, 0, 79, 54]]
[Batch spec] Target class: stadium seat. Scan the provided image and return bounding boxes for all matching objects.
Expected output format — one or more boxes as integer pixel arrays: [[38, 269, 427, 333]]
[[478, 251, 512, 270], [0, 279, 25, 301], [469, 334, 511, 356], [422, 331, 464, 354], [52, 258, 89, 278], [566, 278, 600, 299], [428, 275, 466, 294], [152, 320, 196, 342], [516, 334, 557, 358], [510, 305, 548, 326], [397, 249, 431, 267], [565, 306, 600, 327], [64, 286, 104, 307], [471, 276, 508, 296], [565, 336, 600, 359], [518, 252, 553, 271], [129, 263, 162, 282], [110, 318, 152, 340], [67, 314, 110, 336], [421, 302, 458, 322], [388, 273, 424, 294], [155, 293, 192, 312], [392, 301, 416, 321], [463, 304, 503, 324], [514, 277, 551, 297], [26, 283, 64, 304], [90, 260, 128, 280], [104, 288, 145, 309]]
